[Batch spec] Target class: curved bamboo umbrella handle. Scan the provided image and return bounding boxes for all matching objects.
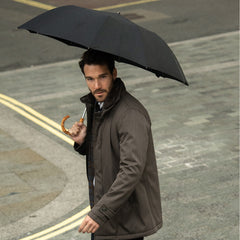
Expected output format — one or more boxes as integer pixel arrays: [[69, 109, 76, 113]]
[[61, 115, 71, 136], [61, 108, 86, 136]]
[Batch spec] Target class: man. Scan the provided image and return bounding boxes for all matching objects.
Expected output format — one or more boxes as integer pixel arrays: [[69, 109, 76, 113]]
[[69, 49, 162, 240]]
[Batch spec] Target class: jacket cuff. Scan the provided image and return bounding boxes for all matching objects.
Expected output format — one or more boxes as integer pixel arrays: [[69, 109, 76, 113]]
[[73, 141, 86, 155], [88, 204, 116, 226]]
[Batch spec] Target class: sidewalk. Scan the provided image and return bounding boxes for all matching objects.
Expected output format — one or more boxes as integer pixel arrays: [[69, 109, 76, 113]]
[[0, 31, 239, 240]]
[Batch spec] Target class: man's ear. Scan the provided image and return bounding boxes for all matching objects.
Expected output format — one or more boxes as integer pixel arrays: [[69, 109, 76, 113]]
[[113, 68, 117, 80]]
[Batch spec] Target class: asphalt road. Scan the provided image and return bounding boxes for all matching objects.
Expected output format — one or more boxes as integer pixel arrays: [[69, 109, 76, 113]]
[[0, 0, 239, 71]]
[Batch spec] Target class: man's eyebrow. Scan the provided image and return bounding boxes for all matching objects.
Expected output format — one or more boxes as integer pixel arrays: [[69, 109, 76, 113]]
[[85, 73, 109, 78], [85, 76, 93, 79], [99, 72, 109, 76]]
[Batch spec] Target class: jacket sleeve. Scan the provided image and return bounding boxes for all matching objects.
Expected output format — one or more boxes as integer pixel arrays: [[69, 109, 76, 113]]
[[88, 108, 150, 225], [74, 141, 87, 155]]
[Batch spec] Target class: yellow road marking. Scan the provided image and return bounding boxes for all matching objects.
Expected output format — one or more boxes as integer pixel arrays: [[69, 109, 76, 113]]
[[34, 217, 84, 240], [13, 0, 159, 11], [0, 98, 73, 145], [13, 0, 54, 10], [19, 206, 90, 240], [0, 94, 61, 131], [95, 0, 160, 10]]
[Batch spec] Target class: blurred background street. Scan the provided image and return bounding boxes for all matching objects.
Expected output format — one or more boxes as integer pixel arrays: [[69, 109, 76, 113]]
[[0, 0, 239, 240]]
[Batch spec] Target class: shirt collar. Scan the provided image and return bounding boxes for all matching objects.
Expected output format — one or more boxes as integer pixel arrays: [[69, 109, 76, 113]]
[[98, 102, 104, 109]]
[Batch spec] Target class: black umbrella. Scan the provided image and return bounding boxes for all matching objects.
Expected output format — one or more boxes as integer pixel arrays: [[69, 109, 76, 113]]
[[18, 5, 188, 85]]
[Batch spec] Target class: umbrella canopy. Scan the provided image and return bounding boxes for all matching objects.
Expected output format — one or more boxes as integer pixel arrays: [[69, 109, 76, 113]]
[[18, 5, 188, 85]]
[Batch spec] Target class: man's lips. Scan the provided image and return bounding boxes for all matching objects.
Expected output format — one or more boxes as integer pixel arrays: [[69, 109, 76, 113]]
[[94, 90, 106, 95]]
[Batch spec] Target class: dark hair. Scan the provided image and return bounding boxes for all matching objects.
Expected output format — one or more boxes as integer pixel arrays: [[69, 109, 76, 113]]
[[79, 49, 115, 74]]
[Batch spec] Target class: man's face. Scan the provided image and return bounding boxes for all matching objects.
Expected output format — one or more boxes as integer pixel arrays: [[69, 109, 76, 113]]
[[84, 64, 117, 102]]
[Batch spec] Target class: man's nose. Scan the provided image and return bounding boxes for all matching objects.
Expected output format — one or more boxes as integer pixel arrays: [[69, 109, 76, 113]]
[[94, 79, 101, 89]]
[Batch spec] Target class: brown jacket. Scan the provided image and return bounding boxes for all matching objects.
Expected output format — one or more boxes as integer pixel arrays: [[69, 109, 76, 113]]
[[75, 78, 162, 239]]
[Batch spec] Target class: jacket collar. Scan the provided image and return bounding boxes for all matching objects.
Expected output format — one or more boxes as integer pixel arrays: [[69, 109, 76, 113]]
[[80, 78, 126, 111]]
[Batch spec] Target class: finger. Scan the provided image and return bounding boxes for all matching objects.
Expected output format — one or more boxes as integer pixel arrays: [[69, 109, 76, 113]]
[[78, 225, 83, 232], [69, 129, 78, 136], [92, 224, 100, 233], [78, 220, 86, 232], [87, 225, 94, 233], [70, 123, 84, 136], [82, 223, 90, 233], [77, 122, 87, 129], [76, 122, 83, 127], [74, 122, 82, 129]]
